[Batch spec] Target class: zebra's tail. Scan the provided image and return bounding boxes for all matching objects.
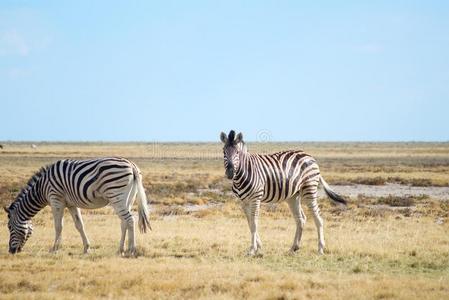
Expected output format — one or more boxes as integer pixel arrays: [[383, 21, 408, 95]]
[[133, 167, 152, 233], [319, 176, 347, 205]]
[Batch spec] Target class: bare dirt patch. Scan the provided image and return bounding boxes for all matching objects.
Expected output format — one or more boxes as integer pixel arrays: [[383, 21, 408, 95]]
[[328, 183, 449, 200]]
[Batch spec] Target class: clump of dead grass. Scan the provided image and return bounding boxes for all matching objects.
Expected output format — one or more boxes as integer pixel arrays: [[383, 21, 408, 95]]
[[376, 195, 418, 207]]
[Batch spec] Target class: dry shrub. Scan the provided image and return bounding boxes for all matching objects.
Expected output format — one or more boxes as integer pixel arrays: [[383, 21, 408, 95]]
[[417, 199, 449, 217], [0, 279, 42, 293], [357, 194, 377, 205], [191, 209, 215, 218], [0, 185, 21, 207], [156, 206, 186, 216], [331, 176, 445, 187], [208, 176, 232, 192], [360, 206, 391, 218], [376, 195, 417, 207], [331, 176, 388, 185], [198, 191, 233, 203], [147, 181, 198, 198], [440, 201, 449, 217], [187, 198, 207, 205], [408, 178, 434, 187], [354, 176, 387, 185], [387, 176, 434, 187]]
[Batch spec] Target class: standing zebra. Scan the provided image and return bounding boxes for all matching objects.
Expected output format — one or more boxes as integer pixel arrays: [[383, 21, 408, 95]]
[[4, 157, 151, 255], [220, 130, 346, 255]]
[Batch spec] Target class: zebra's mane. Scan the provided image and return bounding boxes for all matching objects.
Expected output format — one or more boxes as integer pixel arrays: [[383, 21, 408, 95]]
[[227, 130, 236, 145], [10, 165, 49, 210]]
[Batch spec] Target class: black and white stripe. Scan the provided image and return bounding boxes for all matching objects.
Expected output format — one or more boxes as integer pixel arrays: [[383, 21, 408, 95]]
[[4, 157, 151, 255], [220, 130, 346, 255]]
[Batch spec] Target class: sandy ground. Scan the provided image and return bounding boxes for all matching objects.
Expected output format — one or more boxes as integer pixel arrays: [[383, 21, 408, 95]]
[[201, 184, 449, 202], [163, 184, 449, 215], [328, 183, 449, 200]]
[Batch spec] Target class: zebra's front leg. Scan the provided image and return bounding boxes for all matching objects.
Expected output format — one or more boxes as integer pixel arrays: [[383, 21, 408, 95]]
[[243, 200, 261, 256], [242, 203, 262, 252], [50, 205, 65, 253], [68, 207, 90, 254]]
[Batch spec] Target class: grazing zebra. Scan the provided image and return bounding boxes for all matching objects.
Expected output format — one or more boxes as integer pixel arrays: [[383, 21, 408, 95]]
[[220, 130, 347, 255], [4, 157, 151, 255]]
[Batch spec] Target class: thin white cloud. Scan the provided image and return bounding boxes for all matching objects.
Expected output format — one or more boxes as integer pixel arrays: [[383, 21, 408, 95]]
[[0, 29, 30, 56]]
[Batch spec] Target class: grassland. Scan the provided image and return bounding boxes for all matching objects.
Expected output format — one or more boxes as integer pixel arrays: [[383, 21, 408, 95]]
[[0, 142, 448, 299]]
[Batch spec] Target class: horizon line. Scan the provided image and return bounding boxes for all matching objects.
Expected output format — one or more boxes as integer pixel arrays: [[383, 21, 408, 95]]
[[1, 140, 448, 144]]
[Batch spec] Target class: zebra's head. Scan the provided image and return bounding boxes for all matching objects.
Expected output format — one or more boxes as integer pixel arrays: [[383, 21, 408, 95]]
[[220, 130, 245, 179], [4, 206, 33, 254]]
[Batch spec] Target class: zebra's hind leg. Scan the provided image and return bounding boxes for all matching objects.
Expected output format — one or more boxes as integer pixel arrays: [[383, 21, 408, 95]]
[[119, 220, 127, 256], [302, 183, 325, 255], [287, 196, 306, 253], [110, 200, 137, 257], [126, 215, 136, 256], [68, 207, 90, 254], [256, 232, 262, 250]]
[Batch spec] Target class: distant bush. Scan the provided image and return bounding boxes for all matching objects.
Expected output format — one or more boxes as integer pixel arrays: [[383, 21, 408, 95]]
[[387, 176, 434, 187], [376, 195, 424, 207]]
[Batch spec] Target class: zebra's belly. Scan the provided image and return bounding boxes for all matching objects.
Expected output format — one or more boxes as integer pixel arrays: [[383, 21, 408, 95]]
[[65, 197, 109, 209], [261, 189, 299, 203]]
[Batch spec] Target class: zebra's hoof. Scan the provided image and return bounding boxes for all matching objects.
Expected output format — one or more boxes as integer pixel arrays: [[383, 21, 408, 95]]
[[254, 251, 264, 258], [246, 248, 263, 257], [125, 248, 137, 258], [289, 247, 300, 255], [318, 248, 324, 255], [83, 245, 91, 254], [246, 248, 257, 257], [290, 245, 300, 252]]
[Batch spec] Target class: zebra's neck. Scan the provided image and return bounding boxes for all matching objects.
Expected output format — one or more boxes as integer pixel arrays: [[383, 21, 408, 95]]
[[232, 150, 260, 193], [10, 169, 49, 221]]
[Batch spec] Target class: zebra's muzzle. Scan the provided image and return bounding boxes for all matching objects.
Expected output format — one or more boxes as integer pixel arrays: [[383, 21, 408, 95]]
[[225, 167, 234, 179], [9, 246, 21, 254]]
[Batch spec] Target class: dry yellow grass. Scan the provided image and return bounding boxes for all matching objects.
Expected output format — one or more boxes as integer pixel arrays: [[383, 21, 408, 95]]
[[0, 203, 448, 299], [0, 143, 448, 299]]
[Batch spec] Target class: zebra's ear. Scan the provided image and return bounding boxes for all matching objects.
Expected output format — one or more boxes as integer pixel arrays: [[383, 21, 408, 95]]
[[235, 132, 243, 144], [220, 132, 227, 144]]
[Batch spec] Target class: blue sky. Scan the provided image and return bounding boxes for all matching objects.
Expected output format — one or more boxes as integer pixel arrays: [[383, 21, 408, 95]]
[[1, 1, 448, 141]]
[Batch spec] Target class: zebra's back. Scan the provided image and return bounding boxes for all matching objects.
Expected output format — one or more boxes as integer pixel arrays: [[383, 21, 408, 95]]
[[47, 157, 137, 209]]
